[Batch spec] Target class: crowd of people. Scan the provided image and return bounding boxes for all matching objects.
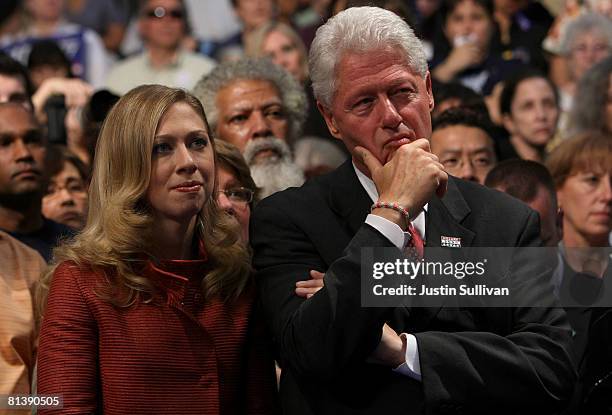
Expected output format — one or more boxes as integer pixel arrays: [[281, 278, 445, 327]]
[[0, 0, 610, 414]]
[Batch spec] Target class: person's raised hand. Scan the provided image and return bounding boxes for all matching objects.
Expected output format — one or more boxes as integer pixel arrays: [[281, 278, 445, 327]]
[[32, 78, 93, 122], [445, 43, 485, 73], [355, 140, 447, 224]]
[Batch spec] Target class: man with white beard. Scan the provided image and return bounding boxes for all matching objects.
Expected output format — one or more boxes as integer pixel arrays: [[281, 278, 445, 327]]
[[243, 136, 305, 199], [193, 58, 306, 199]]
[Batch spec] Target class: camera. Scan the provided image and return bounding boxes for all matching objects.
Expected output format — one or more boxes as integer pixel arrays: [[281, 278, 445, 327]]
[[44, 94, 67, 145]]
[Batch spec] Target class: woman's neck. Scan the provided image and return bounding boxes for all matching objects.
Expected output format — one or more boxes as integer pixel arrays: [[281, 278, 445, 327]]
[[562, 231, 610, 278], [150, 217, 197, 260], [510, 136, 545, 163], [563, 225, 610, 248]]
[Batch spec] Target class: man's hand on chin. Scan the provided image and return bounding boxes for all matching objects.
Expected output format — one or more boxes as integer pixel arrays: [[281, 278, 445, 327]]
[[355, 140, 448, 224]]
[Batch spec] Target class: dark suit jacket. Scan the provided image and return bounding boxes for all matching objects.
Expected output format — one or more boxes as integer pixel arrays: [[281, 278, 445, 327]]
[[251, 160, 576, 414]]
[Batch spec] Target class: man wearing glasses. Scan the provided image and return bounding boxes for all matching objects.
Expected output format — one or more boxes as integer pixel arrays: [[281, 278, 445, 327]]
[[105, 0, 215, 95]]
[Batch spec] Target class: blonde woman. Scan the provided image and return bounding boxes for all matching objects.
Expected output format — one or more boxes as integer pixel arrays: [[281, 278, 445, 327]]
[[248, 21, 309, 83], [37, 85, 278, 414]]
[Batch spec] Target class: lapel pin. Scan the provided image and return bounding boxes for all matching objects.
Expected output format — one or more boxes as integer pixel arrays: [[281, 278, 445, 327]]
[[441, 236, 461, 248]]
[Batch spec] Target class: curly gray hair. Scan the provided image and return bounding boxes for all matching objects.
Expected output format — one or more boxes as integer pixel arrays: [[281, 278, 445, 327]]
[[309, 6, 428, 109], [193, 57, 307, 144], [567, 55, 612, 136]]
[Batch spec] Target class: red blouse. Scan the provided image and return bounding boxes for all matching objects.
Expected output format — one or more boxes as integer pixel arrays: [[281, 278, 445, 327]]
[[37, 257, 278, 415]]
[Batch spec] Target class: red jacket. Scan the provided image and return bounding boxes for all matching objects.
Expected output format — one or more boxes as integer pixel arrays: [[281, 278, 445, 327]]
[[38, 258, 278, 415]]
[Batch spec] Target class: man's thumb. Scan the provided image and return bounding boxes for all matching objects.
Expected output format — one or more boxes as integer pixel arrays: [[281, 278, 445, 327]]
[[354, 146, 382, 174]]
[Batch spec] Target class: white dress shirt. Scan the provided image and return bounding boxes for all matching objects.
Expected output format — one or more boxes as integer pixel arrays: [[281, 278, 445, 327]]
[[354, 164, 424, 381]]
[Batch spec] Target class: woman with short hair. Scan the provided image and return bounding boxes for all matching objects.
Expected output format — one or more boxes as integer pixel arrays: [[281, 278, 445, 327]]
[[546, 130, 612, 413]]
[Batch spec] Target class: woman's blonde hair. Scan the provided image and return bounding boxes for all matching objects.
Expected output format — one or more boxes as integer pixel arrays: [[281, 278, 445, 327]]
[[39, 85, 251, 310], [247, 21, 309, 82], [546, 131, 612, 189]]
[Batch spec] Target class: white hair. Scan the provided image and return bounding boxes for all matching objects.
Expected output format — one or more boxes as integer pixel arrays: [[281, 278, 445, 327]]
[[560, 13, 612, 56], [193, 58, 307, 144], [243, 137, 305, 198], [309, 6, 428, 108]]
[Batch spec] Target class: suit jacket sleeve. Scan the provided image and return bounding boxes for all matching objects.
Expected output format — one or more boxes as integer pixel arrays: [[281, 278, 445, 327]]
[[252, 199, 395, 379], [38, 262, 99, 414]]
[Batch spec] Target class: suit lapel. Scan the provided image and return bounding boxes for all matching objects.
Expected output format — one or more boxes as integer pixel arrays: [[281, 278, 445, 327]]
[[415, 178, 476, 327], [426, 178, 475, 248], [328, 160, 372, 237]]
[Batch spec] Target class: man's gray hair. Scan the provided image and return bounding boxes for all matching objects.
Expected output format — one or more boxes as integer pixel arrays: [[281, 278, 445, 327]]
[[193, 58, 307, 144], [309, 6, 428, 108], [560, 13, 612, 56]]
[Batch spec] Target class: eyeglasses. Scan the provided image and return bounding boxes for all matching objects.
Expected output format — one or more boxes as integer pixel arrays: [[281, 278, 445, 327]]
[[45, 180, 87, 199], [216, 187, 254, 204], [144, 6, 184, 20]]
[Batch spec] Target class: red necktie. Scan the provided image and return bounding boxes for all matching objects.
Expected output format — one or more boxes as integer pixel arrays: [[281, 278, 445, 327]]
[[406, 222, 425, 260]]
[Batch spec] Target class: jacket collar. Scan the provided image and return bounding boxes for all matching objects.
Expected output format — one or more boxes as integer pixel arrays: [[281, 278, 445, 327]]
[[426, 178, 475, 248], [139, 239, 209, 306], [328, 160, 373, 236]]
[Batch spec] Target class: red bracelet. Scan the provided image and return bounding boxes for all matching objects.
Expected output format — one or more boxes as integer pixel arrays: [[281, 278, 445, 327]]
[[371, 201, 411, 221]]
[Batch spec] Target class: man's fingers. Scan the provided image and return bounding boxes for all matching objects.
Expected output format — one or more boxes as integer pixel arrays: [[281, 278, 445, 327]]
[[309, 270, 325, 279], [436, 171, 449, 198], [354, 145, 382, 174], [296, 270, 326, 298], [411, 138, 431, 152], [296, 279, 324, 288]]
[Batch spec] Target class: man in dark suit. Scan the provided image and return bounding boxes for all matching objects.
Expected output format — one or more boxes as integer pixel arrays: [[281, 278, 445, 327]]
[[251, 6, 576, 414]]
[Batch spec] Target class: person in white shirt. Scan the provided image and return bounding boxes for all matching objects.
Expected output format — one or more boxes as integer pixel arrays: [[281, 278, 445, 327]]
[[105, 0, 215, 95]]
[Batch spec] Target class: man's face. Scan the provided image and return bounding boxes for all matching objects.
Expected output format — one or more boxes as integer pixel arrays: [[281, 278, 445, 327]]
[[139, 0, 185, 50], [319, 49, 434, 175], [430, 124, 496, 184], [215, 79, 288, 153], [0, 105, 46, 198]]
